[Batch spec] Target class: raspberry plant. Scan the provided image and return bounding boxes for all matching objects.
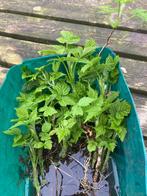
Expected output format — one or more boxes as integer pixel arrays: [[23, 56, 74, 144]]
[[4, 31, 131, 195]]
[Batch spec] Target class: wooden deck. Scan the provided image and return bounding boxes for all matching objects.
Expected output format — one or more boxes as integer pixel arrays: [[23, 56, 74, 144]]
[[0, 0, 147, 146]]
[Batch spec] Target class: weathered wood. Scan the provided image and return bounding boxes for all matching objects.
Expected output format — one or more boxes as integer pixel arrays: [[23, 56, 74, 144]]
[[132, 93, 147, 138], [0, 36, 48, 66], [120, 58, 147, 93], [0, 66, 147, 138], [0, 0, 147, 32], [0, 13, 147, 61], [0, 36, 147, 93]]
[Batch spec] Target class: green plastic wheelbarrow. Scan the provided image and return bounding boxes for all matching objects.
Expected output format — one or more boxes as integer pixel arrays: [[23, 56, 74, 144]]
[[0, 48, 146, 196]]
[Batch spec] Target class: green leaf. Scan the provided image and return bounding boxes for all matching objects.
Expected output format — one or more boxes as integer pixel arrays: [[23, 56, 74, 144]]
[[29, 108, 40, 122], [59, 96, 75, 106], [34, 142, 44, 149], [34, 85, 47, 94], [85, 97, 103, 122], [57, 31, 80, 44], [42, 122, 51, 132], [87, 140, 97, 152], [54, 82, 70, 96], [85, 39, 97, 48], [52, 61, 60, 72], [40, 132, 50, 141], [38, 45, 65, 55], [16, 106, 29, 120], [44, 140, 52, 149], [62, 118, 76, 129], [87, 85, 98, 99], [71, 105, 83, 116], [106, 91, 119, 103], [13, 134, 25, 147], [109, 100, 131, 119], [70, 128, 82, 143], [80, 63, 92, 73], [95, 125, 106, 138], [4, 128, 21, 135], [44, 107, 57, 117], [78, 97, 94, 107], [50, 72, 65, 81], [107, 142, 116, 152], [56, 127, 70, 143], [117, 126, 127, 141], [40, 106, 57, 117]]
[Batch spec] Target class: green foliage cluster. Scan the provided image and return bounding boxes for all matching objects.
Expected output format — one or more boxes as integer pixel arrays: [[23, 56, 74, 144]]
[[4, 31, 130, 194], [98, 0, 147, 28]]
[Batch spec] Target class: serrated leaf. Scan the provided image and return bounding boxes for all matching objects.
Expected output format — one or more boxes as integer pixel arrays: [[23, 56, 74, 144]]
[[54, 82, 70, 96], [29, 108, 40, 122], [44, 140, 52, 149], [78, 97, 94, 107], [85, 97, 103, 122], [42, 122, 51, 132], [71, 105, 83, 116], [34, 85, 47, 94], [44, 106, 57, 117], [87, 140, 97, 152], [16, 106, 29, 120], [95, 125, 106, 138], [57, 31, 80, 44], [34, 142, 44, 149], [80, 63, 92, 73], [87, 85, 98, 99], [117, 126, 127, 142], [40, 132, 50, 141], [62, 118, 76, 129], [59, 96, 75, 106], [85, 39, 97, 48], [38, 45, 65, 55], [106, 91, 119, 103], [109, 100, 131, 118], [56, 127, 70, 143]]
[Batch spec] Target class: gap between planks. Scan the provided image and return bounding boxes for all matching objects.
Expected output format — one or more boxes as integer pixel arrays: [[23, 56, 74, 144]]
[[0, 9, 147, 35], [0, 12, 147, 62], [0, 0, 147, 31], [0, 36, 146, 93]]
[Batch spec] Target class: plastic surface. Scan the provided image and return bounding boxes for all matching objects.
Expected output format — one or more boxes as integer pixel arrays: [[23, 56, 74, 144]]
[[0, 48, 146, 196]]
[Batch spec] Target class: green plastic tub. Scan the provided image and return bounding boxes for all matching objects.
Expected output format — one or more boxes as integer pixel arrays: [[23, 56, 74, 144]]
[[0, 48, 146, 196]]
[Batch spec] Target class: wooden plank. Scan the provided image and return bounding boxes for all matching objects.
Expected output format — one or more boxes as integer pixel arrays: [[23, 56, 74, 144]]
[[0, 37, 48, 66], [0, 0, 147, 32], [120, 58, 147, 93], [0, 13, 147, 61], [0, 36, 147, 93], [0, 66, 147, 138], [132, 93, 147, 138]]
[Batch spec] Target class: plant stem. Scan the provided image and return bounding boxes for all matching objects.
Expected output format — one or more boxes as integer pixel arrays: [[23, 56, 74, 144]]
[[100, 149, 111, 174], [30, 146, 41, 196], [93, 148, 102, 182], [98, 29, 115, 56], [38, 149, 45, 180]]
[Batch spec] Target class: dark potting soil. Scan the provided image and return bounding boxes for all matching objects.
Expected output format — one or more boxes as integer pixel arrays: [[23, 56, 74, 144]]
[[40, 151, 119, 196]]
